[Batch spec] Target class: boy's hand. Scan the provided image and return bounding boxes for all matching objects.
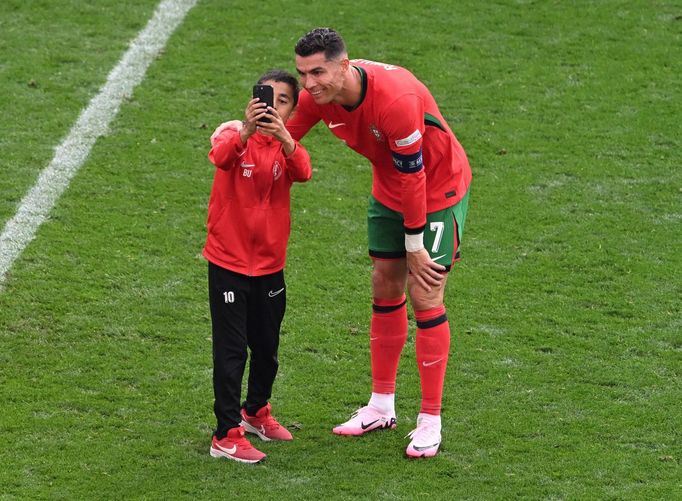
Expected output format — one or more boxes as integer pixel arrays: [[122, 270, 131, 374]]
[[256, 107, 296, 155], [240, 98, 269, 143]]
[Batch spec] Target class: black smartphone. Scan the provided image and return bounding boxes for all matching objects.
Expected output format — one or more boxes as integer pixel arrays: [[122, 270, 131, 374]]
[[252, 84, 274, 123]]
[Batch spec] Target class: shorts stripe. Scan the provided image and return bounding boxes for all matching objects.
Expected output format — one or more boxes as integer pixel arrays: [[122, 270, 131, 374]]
[[369, 249, 406, 259], [404, 224, 426, 235]]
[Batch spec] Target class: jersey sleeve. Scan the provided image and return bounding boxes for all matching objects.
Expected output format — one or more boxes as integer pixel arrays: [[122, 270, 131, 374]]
[[284, 141, 313, 183], [207, 127, 246, 170], [285, 90, 322, 142], [382, 94, 427, 236]]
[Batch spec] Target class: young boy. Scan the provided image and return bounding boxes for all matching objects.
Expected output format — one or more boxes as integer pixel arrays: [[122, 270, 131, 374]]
[[204, 70, 312, 464]]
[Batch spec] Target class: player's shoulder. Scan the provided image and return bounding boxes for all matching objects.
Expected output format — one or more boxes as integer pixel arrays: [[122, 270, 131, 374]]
[[352, 58, 405, 72], [354, 59, 420, 99], [353, 58, 413, 85], [354, 61, 420, 121]]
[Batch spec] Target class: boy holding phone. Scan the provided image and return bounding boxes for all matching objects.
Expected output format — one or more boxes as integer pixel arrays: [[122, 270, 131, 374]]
[[204, 70, 312, 464]]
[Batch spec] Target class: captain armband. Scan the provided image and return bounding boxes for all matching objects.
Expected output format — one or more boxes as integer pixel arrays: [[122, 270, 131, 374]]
[[391, 149, 423, 173]]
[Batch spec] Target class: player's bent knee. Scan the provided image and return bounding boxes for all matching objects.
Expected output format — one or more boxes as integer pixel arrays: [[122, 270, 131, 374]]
[[408, 275, 447, 310], [372, 261, 407, 298], [373, 279, 405, 299]]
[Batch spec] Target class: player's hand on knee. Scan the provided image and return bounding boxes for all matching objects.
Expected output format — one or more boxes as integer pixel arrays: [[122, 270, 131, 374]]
[[406, 249, 445, 292]]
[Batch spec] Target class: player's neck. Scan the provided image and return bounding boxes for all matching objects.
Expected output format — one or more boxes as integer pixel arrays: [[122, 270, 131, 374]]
[[333, 66, 362, 108]]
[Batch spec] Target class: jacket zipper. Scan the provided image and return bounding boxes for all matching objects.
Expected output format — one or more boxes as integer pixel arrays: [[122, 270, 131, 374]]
[[247, 140, 278, 276]]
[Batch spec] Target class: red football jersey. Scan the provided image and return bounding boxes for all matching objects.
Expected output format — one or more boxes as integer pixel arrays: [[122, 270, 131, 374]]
[[287, 59, 471, 231]]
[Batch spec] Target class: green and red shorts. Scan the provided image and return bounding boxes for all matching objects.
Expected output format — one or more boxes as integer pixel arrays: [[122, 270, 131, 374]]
[[367, 189, 470, 271]]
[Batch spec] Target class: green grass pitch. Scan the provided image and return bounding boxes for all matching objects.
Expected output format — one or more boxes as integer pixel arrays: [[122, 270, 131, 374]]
[[0, 0, 680, 498]]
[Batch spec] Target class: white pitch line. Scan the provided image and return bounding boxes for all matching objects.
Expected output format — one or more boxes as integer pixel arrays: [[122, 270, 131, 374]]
[[0, 0, 197, 289]]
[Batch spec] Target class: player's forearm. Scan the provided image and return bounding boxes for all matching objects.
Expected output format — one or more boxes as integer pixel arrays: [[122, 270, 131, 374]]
[[208, 131, 246, 170], [284, 98, 319, 142], [400, 170, 427, 239]]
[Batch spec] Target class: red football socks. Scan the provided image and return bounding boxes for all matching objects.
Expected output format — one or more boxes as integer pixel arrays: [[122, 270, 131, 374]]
[[415, 305, 450, 415], [370, 295, 408, 394]]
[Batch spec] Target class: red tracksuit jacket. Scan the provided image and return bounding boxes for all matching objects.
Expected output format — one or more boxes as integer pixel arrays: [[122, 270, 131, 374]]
[[203, 127, 312, 276]]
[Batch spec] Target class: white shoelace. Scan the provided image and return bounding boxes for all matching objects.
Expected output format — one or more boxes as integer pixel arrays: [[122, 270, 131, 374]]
[[349, 407, 367, 419], [406, 420, 441, 446]]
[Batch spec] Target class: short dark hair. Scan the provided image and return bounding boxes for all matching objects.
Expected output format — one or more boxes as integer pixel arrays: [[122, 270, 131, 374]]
[[257, 69, 300, 106], [294, 27, 346, 60]]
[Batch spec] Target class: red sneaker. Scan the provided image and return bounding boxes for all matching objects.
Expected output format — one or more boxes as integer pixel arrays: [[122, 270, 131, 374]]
[[240, 403, 293, 441], [209, 426, 266, 464]]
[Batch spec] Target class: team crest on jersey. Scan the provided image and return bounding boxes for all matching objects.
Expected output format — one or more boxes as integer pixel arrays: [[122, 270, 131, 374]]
[[369, 124, 385, 143], [272, 161, 282, 180]]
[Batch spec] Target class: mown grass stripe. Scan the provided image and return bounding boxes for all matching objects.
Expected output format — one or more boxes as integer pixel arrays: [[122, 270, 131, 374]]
[[0, 0, 197, 289]]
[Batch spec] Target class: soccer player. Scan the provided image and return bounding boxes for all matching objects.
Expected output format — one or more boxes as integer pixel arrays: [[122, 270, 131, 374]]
[[204, 70, 312, 463], [287, 28, 472, 458]]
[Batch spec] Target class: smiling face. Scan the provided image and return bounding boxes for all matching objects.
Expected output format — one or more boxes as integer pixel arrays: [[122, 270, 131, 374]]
[[261, 79, 296, 123], [295, 52, 349, 105]]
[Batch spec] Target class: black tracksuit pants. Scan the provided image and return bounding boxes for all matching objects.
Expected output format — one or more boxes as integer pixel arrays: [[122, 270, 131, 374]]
[[208, 262, 286, 439]]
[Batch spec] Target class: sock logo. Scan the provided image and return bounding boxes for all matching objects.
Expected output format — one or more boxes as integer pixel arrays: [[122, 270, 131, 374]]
[[421, 358, 443, 367]]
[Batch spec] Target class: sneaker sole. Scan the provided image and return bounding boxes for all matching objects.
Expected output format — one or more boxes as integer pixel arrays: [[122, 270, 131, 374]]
[[209, 446, 265, 464], [405, 443, 441, 459]]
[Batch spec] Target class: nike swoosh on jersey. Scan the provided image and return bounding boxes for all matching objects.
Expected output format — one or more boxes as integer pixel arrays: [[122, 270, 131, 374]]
[[432, 254, 447, 261], [328, 121, 345, 129], [268, 288, 285, 297]]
